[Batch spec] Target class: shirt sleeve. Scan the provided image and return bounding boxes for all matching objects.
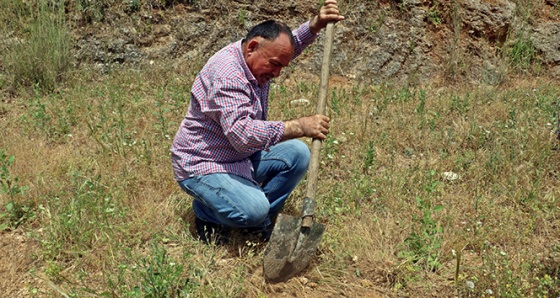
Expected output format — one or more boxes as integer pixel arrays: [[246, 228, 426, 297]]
[[201, 75, 284, 154], [291, 21, 318, 59]]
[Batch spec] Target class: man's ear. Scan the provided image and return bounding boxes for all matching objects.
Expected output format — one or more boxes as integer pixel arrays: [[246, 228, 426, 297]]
[[247, 39, 260, 54]]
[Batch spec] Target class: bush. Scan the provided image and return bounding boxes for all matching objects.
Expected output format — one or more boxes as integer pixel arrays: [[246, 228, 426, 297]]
[[3, 0, 71, 92]]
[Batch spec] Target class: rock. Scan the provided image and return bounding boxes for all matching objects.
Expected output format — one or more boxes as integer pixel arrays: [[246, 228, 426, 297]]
[[460, 0, 516, 43], [442, 171, 460, 181], [289, 98, 310, 107], [153, 24, 171, 38], [531, 22, 560, 64]]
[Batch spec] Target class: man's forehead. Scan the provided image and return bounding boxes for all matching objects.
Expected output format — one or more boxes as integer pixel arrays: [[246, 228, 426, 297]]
[[263, 36, 293, 62]]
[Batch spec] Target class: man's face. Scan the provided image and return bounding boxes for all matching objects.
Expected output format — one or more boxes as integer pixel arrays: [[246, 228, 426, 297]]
[[245, 33, 294, 85]]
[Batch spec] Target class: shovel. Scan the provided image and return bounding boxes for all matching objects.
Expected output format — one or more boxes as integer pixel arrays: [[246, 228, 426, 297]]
[[263, 21, 336, 283]]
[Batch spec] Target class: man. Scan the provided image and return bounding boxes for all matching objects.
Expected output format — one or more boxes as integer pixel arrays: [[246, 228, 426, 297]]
[[171, 0, 344, 244]]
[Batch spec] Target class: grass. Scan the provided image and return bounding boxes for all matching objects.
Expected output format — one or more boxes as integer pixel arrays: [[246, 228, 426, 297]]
[[1, 0, 71, 93], [3, 65, 559, 297], [1, 1, 560, 297]]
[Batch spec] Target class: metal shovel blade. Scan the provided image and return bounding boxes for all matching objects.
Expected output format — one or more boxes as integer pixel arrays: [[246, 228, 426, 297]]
[[263, 213, 325, 283]]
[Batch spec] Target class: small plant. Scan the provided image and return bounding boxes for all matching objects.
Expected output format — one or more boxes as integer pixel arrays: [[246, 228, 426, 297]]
[[399, 196, 444, 271], [0, 201, 34, 231], [125, 0, 141, 14], [77, 0, 106, 23], [0, 149, 32, 230], [427, 1, 443, 26], [479, 244, 524, 297], [415, 89, 427, 115], [506, 33, 537, 71], [450, 92, 471, 114], [322, 134, 340, 161], [238, 9, 246, 27], [398, 171, 444, 271], [362, 140, 376, 174], [138, 242, 196, 297], [153, 88, 174, 140], [40, 173, 126, 260], [331, 88, 340, 115], [366, 12, 385, 33], [0, 149, 27, 200]]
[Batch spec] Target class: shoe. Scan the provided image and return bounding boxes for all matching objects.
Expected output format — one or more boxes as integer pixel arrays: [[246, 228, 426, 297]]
[[195, 217, 230, 245], [241, 224, 274, 242]]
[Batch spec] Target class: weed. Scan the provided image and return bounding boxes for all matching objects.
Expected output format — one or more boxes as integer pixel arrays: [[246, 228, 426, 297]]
[[510, 0, 542, 24], [39, 173, 126, 261], [153, 88, 174, 140], [450, 92, 471, 115], [238, 9, 246, 27], [478, 244, 525, 296], [535, 273, 560, 297], [138, 242, 197, 297], [77, 0, 106, 23], [415, 89, 427, 116], [125, 0, 141, 14], [0, 149, 28, 201], [0, 201, 34, 231], [322, 134, 340, 161], [6, 0, 71, 92], [362, 140, 376, 174], [427, 1, 443, 26], [0, 150, 34, 231], [399, 195, 444, 271], [398, 171, 444, 272], [506, 32, 537, 72], [331, 88, 340, 115], [366, 12, 386, 33], [19, 86, 78, 142]]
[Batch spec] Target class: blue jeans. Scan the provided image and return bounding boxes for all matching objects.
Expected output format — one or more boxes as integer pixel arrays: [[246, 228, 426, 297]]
[[178, 139, 310, 228]]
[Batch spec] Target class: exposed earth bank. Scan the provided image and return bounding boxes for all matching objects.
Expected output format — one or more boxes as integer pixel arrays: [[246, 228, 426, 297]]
[[72, 0, 560, 87]]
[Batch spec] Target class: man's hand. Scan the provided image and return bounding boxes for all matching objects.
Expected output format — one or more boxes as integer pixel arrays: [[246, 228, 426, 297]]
[[309, 0, 345, 34], [282, 114, 330, 141]]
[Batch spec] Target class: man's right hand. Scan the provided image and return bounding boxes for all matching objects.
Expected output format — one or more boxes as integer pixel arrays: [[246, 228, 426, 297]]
[[309, 0, 345, 34], [282, 114, 330, 141]]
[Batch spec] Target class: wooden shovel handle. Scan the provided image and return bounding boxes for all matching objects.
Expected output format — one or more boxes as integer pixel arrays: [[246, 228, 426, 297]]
[[305, 21, 335, 200]]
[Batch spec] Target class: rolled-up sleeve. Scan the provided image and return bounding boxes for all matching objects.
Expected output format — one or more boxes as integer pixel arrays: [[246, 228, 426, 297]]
[[292, 21, 318, 58]]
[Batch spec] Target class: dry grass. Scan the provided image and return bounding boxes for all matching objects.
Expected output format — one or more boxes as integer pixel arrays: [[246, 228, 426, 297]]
[[2, 62, 559, 297], [1, 0, 560, 297]]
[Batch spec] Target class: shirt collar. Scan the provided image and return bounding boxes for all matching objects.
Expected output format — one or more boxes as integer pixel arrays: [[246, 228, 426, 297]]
[[234, 40, 263, 87]]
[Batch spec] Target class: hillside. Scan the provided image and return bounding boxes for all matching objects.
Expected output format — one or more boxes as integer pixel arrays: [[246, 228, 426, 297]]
[[67, 0, 560, 87]]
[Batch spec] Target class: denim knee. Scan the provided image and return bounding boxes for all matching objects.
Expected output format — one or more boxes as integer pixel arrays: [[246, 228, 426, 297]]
[[242, 209, 269, 228], [234, 199, 269, 228], [289, 139, 311, 173]]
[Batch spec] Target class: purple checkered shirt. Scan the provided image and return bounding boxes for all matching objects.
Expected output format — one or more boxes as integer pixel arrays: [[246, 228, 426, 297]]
[[171, 22, 317, 183]]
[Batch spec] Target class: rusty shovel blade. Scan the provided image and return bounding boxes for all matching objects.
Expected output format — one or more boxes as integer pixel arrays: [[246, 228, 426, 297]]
[[263, 213, 325, 283]]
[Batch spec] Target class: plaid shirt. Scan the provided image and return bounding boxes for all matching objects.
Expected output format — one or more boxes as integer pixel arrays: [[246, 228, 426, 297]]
[[171, 22, 317, 182]]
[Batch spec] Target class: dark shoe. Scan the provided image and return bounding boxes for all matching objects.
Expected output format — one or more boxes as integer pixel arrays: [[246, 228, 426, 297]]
[[241, 224, 273, 242], [195, 217, 230, 245]]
